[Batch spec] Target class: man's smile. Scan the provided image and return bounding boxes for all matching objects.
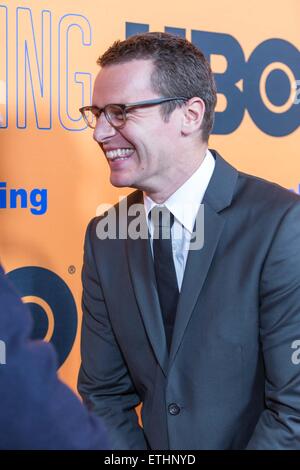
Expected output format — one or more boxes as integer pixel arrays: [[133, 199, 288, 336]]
[[105, 148, 135, 161]]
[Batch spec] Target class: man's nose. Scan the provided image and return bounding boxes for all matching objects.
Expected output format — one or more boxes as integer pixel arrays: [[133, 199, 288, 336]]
[[93, 112, 117, 143]]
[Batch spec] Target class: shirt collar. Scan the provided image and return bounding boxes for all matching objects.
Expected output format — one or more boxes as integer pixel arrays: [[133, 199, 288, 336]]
[[144, 149, 215, 234]]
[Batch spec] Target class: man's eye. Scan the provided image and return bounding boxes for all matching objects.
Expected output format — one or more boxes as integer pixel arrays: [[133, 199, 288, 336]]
[[106, 105, 124, 120], [113, 111, 124, 120]]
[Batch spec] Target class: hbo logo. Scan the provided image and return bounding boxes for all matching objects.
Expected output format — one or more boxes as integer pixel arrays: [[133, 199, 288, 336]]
[[127, 24, 300, 137]]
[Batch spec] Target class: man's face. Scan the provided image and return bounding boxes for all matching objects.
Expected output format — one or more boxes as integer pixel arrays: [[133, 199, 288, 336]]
[[92, 59, 184, 195]]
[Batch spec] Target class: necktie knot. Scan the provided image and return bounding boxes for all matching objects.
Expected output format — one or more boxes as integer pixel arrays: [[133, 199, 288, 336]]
[[150, 206, 174, 240]]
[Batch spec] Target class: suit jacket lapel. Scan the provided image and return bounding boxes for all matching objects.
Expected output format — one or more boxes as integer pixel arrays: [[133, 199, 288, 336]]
[[169, 151, 238, 366], [125, 191, 168, 375], [169, 203, 225, 365]]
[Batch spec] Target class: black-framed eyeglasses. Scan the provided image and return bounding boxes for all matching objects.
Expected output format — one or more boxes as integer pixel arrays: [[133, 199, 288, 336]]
[[79, 96, 189, 130]]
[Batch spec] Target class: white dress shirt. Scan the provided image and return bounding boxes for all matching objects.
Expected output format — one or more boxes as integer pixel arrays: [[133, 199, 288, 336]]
[[144, 149, 215, 291]]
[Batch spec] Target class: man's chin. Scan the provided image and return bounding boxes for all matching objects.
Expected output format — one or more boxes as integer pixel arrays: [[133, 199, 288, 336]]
[[109, 175, 132, 188]]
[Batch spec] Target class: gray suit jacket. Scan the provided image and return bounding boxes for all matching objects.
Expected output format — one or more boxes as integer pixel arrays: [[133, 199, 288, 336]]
[[78, 150, 300, 450]]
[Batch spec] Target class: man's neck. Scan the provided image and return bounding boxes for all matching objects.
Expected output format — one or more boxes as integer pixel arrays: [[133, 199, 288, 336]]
[[145, 147, 208, 204]]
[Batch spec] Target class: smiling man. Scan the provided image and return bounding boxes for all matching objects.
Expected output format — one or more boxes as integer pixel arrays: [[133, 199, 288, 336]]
[[84, 59, 209, 200], [78, 32, 300, 450]]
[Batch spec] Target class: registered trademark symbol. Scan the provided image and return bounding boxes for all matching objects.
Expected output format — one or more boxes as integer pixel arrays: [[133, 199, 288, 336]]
[[68, 265, 76, 275]]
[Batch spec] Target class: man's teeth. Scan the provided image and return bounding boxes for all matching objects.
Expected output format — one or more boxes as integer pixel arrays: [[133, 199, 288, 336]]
[[106, 149, 133, 160]]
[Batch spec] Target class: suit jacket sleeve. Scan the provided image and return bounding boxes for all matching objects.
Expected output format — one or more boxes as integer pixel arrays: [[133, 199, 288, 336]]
[[0, 266, 109, 450], [78, 218, 148, 450], [246, 201, 300, 449]]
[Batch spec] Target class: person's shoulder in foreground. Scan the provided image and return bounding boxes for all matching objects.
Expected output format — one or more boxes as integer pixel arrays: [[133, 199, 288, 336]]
[[0, 265, 109, 450]]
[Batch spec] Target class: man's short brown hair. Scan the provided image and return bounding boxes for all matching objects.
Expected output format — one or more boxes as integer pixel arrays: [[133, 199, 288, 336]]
[[97, 32, 217, 142]]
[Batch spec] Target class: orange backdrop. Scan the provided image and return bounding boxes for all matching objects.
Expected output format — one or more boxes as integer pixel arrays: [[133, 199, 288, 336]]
[[0, 0, 299, 392]]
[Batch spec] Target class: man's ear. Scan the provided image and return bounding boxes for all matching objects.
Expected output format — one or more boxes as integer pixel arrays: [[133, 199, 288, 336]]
[[181, 97, 205, 136]]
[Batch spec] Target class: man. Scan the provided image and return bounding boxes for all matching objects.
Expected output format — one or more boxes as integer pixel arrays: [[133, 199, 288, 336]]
[[78, 32, 300, 450], [0, 265, 109, 449]]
